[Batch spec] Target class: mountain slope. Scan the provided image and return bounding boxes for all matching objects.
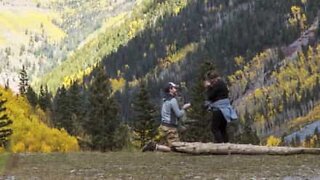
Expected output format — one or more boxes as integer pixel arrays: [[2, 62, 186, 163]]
[[0, 0, 136, 92], [228, 19, 320, 139], [32, 0, 188, 93], [90, 0, 317, 122], [12, 0, 320, 144]]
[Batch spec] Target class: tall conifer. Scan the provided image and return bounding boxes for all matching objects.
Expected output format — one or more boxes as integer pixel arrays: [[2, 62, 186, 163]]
[[0, 93, 13, 147], [86, 66, 119, 151], [26, 86, 38, 107], [132, 82, 158, 147], [39, 85, 52, 111], [182, 62, 215, 142], [19, 66, 28, 95], [52, 86, 71, 131]]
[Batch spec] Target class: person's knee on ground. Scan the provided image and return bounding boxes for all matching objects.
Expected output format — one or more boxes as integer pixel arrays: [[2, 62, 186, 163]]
[[155, 144, 171, 152]]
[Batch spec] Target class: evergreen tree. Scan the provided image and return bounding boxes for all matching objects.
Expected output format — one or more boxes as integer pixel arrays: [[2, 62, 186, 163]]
[[239, 110, 260, 145], [68, 81, 86, 135], [85, 66, 120, 151], [295, 134, 301, 146], [52, 82, 86, 136], [39, 85, 52, 111], [52, 86, 71, 131], [0, 93, 13, 147], [19, 66, 28, 95], [4, 79, 9, 90], [132, 82, 158, 147], [314, 127, 319, 137], [26, 86, 38, 107], [182, 61, 215, 142], [113, 123, 132, 150]]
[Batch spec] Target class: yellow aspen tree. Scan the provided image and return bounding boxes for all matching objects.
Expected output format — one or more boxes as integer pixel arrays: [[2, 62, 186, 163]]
[[266, 135, 281, 147], [234, 56, 245, 67], [289, 6, 307, 30]]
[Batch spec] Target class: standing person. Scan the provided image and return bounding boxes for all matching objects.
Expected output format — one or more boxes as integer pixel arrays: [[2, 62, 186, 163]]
[[142, 82, 191, 152], [204, 71, 238, 143]]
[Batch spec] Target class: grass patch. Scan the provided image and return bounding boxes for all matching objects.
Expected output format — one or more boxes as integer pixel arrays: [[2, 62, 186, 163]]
[[0, 152, 10, 175], [1, 152, 320, 179]]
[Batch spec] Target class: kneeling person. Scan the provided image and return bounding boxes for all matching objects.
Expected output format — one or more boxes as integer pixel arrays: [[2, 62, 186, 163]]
[[142, 82, 191, 152]]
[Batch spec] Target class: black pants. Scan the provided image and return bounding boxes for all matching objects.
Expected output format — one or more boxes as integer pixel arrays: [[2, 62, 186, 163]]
[[211, 110, 228, 143]]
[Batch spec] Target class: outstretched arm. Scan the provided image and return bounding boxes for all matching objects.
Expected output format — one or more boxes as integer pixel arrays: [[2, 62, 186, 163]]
[[170, 98, 185, 118]]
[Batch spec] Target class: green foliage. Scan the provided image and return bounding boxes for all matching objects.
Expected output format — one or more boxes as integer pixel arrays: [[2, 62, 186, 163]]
[[0, 93, 13, 148], [113, 123, 133, 151], [26, 86, 38, 107], [19, 66, 28, 95], [182, 62, 215, 142], [34, 0, 189, 93], [85, 66, 120, 151], [131, 82, 159, 148], [26, 0, 320, 146], [52, 81, 87, 137], [38, 85, 52, 111], [52, 85, 71, 131], [237, 111, 260, 145]]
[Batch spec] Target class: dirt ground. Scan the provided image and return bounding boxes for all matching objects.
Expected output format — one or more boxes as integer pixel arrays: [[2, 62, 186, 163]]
[[1, 151, 320, 179]]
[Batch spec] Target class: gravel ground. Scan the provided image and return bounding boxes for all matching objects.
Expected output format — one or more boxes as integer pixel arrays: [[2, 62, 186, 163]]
[[1, 152, 320, 179]]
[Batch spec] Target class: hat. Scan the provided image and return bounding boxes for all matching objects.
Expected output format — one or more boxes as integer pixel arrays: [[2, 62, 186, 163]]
[[164, 82, 179, 93]]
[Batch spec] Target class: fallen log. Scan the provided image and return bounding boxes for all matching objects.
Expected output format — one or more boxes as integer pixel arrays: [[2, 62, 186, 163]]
[[171, 142, 320, 155]]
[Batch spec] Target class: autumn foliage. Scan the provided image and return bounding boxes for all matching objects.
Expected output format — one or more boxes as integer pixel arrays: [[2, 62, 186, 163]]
[[0, 87, 79, 153]]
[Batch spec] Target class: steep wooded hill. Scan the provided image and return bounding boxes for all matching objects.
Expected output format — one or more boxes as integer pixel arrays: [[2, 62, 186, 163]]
[[33, 0, 188, 93], [96, 0, 320, 123], [26, 0, 320, 143], [0, 0, 136, 92]]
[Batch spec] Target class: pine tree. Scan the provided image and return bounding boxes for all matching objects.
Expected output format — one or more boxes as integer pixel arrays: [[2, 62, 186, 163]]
[[132, 82, 158, 147], [4, 79, 9, 90], [295, 134, 301, 146], [19, 66, 28, 95], [52, 85, 71, 131], [68, 81, 86, 135], [26, 86, 38, 107], [113, 123, 132, 150], [86, 66, 120, 151], [39, 85, 52, 111], [0, 93, 13, 147], [239, 110, 260, 145], [182, 61, 216, 142], [52, 82, 86, 136]]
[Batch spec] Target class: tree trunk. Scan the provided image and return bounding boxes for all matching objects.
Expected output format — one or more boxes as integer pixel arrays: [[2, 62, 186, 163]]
[[172, 142, 320, 155]]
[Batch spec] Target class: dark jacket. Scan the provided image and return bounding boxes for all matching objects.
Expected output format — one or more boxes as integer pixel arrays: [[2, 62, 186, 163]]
[[206, 78, 229, 102], [205, 78, 238, 122]]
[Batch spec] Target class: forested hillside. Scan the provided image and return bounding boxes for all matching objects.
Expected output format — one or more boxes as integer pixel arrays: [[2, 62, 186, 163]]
[[33, 0, 188, 93], [43, 0, 320, 147], [0, 0, 136, 92], [2, 0, 320, 151], [31, 0, 320, 148], [101, 0, 319, 125]]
